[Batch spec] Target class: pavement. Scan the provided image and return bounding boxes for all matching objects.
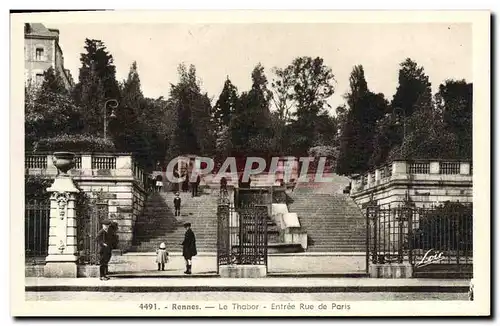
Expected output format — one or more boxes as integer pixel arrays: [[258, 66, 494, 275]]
[[107, 252, 367, 275], [26, 291, 468, 301], [25, 277, 470, 293]]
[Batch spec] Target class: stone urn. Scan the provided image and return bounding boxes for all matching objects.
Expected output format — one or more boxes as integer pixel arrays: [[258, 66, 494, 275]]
[[52, 152, 75, 176]]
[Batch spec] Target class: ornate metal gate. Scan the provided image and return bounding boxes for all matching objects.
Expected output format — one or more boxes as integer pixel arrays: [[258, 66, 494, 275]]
[[366, 200, 473, 277], [217, 188, 269, 273], [25, 198, 50, 258], [77, 197, 109, 265]]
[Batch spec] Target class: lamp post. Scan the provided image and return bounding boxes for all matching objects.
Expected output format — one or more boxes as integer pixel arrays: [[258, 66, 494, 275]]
[[103, 99, 118, 140]]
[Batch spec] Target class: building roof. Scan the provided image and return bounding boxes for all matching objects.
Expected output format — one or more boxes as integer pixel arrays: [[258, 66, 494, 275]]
[[24, 23, 59, 39]]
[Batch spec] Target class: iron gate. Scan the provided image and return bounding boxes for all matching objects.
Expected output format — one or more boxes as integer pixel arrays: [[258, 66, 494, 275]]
[[366, 201, 473, 277], [25, 198, 50, 258], [77, 198, 109, 265], [217, 188, 269, 273]]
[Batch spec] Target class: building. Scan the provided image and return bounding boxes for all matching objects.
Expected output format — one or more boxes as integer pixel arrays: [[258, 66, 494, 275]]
[[350, 159, 473, 208], [24, 23, 74, 90]]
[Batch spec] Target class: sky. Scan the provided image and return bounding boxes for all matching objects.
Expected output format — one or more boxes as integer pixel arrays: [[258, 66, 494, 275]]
[[52, 23, 472, 113]]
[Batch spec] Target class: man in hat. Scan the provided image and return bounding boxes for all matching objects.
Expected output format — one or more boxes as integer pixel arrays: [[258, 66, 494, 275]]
[[96, 219, 113, 280], [181, 222, 197, 274]]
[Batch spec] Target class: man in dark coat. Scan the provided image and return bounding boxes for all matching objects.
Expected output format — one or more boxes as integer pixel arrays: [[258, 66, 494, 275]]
[[181, 222, 197, 274], [96, 219, 113, 280], [191, 175, 201, 197]]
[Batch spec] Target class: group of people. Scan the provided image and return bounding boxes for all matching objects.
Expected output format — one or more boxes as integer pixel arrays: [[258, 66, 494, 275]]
[[172, 170, 202, 197], [96, 219, 197, 280], [147, 171, 201, 198]]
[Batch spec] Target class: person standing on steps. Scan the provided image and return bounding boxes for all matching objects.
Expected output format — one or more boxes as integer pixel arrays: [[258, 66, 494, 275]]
[[181, 222, 197, 274], [96, 219, 113, 281], [155, 174, 163, 193], [173, 192, 181, 217], [196, 175, 201, 196], [191, 174, 201, 197]]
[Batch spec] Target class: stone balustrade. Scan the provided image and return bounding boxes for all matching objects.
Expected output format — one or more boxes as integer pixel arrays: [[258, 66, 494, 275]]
[[25, 152, 146, 188], [351, 160, 472, 195], [350, 159, 473, 208]]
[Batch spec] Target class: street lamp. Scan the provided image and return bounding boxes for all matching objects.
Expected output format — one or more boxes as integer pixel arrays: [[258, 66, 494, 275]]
[[103, 99, 118, 140]]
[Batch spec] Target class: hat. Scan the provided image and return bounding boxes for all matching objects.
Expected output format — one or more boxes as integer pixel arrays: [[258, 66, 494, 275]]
[[183, 222, 191, 227], [102, 219, 111, 225], [159, 242, 166, 249], [175, 192, 180, 196]]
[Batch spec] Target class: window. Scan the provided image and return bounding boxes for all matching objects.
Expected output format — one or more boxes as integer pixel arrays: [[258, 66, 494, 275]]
[[35, 47, 44, 61], [35, 74, 44, 85]]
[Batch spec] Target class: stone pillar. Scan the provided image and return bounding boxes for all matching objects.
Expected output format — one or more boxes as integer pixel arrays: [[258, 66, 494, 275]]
[[81, 154, 92, 169], [460, 162, 471, 175], [44, 176, 80, 277], [430, 161, 440, 174], [392, 161, 407, 175]]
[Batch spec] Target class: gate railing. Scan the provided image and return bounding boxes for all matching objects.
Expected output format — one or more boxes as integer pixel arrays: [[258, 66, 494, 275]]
[[25, 198, 50, 259], [77, 197, 110, 265], [366, 201, 473, 267], [217, 188, 269, 272]]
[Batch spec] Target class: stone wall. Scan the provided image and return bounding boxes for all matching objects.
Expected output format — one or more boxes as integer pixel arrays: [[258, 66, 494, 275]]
[[76, 180, 146, 251], [24, 38, 54, 84]]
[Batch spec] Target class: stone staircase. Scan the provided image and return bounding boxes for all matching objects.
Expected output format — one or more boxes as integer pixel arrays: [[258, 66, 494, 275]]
[[287, 193, 366, 252], [293, 173, 350, 195], [132, 192, 218, 252]]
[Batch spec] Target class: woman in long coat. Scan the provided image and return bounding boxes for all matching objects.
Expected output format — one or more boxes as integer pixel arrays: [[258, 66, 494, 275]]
[[181, 222, 197, 274]]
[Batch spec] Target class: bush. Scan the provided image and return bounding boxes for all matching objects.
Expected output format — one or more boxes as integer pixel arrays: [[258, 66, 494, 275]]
[[410, 201, 473, 251], [33, 134, 116, 153], [25, 175, 53, 200]]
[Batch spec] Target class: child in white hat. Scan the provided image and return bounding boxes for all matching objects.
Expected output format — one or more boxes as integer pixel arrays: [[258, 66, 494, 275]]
[[156, 242, 169, 271]]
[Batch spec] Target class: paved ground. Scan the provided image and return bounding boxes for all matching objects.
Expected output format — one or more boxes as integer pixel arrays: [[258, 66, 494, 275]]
[[107, 252, 366, 274], [25, 276, 470, 296], [25, 291, 468, 301], [25, 277, 470, 288]]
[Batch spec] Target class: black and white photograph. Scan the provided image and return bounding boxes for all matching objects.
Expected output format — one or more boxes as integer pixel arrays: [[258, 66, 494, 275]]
[[9, 10, 490, 317]]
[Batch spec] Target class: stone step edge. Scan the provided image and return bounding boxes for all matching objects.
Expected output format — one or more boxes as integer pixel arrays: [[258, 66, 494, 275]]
[[25, 284, 469, 293], [121, 252, 366, 257]]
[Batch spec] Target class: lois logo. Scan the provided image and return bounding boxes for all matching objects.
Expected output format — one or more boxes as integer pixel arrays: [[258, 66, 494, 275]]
[[415, 249, 445, 268]]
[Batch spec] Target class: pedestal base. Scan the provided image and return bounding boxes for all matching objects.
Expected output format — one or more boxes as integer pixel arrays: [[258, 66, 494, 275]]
[[369, 263, 413, 278], [44, 262, 78, 278], [219, 265, 267, 278]]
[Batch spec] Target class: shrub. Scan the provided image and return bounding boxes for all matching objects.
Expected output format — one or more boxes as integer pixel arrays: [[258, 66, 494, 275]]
[[33, 134, 116, 153], [25, 175, 53, 200]]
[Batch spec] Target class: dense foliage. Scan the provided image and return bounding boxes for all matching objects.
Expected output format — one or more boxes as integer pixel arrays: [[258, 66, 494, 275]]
[[26, 37, 472, 177], [33, 134, 116, 153]]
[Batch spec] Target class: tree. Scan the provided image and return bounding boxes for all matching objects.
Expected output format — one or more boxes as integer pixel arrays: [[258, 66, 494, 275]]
[[40, 67, 68, 95], [436, 80, 473, 159], [275, 56, 336, 155], [121, 61, 144, 115], [391, 58, 432, 117], [167, 64, 215, 159], [213, 77, 238, 132], [336, 65, 387, 175], [229, 63, 273, 158], [400, 106, 459, 159], [25, 72, 84, 150], [72, 39, 121, 135]]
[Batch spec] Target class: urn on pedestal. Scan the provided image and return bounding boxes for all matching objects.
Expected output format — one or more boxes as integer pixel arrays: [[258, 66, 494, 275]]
[[52, 151, 75, 176]]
